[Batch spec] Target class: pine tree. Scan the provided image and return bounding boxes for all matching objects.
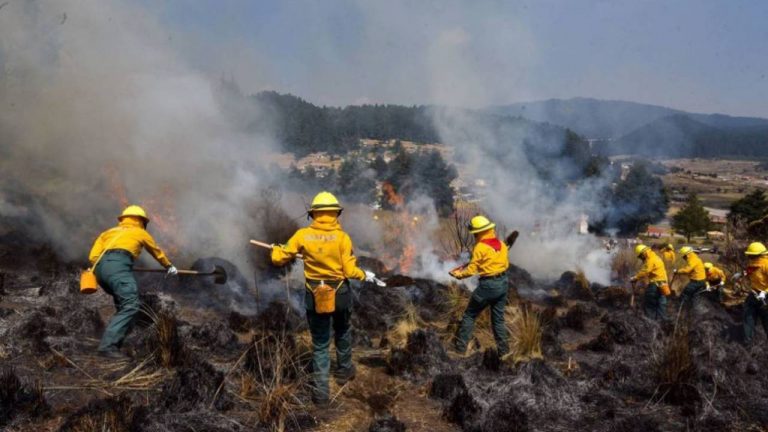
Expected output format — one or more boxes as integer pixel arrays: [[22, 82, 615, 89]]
[[728, 189, 768, 224], [672, 194, 712, 241]]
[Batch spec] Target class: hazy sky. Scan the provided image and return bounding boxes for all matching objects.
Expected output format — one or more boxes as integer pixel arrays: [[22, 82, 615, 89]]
[[143, 0, 767, 117]]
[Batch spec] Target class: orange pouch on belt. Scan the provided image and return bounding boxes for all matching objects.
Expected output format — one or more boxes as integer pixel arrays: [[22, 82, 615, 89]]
[[659, 283, 671, 296], [81, 229, 127, 295], [307, 281, 342, 314], [80, 270, 98, 294]]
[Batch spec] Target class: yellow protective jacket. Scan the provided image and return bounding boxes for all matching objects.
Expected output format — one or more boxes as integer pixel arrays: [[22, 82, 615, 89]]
[[706, 267, 726, 284], [271, 214, 366, 281], [662, 249, 676, 263], [88, 217, 172, 267], [634, 250, 668, 283], [747, 256, 768, 293], [454, 230, 509, 279], [678, 253, 706, 281]]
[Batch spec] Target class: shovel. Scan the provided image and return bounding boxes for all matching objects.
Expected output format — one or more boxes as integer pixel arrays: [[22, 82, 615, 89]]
[[250, 240, 386, 287], [133, 266, 228, 285]]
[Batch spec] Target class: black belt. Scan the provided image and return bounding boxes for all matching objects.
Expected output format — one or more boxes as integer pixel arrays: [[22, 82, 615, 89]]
[[104, 249, 134, 260], [480, 273, 507, 281]]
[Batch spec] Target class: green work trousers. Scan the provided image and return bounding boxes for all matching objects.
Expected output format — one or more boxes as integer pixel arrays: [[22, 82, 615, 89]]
[[643, 282, 668, 321], [455, 275, 509, 355], [744, 292, 768, 345], [95, 252, 139, 352], [305, 281, 353, 402], [680, 280, 707, 313]]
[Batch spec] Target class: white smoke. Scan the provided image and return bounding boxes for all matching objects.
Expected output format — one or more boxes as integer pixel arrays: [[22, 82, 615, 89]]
[[0, 0, 277, 275]]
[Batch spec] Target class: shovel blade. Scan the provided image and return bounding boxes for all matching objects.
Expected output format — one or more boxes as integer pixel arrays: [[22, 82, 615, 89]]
[[212, 265, 228, 285]]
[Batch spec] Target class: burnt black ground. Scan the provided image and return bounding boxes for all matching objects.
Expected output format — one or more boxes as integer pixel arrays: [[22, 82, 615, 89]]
[[1, 243, 768, 431]]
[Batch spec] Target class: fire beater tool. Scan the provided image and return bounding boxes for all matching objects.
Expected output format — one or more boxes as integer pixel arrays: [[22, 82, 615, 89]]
[[249, 239, 387, 287], [133, 266, 228, 285]]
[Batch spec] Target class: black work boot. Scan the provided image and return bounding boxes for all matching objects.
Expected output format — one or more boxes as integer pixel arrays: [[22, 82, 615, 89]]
[[334, 364, 356, 385], [97, 348, 128, 360]]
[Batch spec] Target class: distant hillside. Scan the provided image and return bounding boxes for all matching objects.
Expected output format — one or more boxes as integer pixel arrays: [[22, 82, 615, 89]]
[[598, 114, 768, 158], [490, 97, 768, 139]]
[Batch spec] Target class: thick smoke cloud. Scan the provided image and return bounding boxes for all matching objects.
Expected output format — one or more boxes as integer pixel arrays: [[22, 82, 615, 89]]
[[0, 0, 276, 274]]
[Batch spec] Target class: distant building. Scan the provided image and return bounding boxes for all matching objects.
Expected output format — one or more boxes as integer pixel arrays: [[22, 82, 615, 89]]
[[645, 225, 670, 238], [704, 207, 728, 226], [578, 214, 589, 235]]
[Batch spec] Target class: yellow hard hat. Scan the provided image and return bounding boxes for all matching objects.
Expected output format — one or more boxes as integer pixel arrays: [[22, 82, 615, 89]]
[[745, 242, 768, 256], [118, 205, 149, 223], [635, 244, 649, 257], [310, 191, 342, 213], [704, 262, 713, 270], [665, 243, 674, 250], [468, 215, 495, 234], [679, 246, 693, 256]]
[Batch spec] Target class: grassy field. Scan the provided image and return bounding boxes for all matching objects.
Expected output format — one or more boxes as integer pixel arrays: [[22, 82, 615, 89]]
[[660, 158, 768, 209]]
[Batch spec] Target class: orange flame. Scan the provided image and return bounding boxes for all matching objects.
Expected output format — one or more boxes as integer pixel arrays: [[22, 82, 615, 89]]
[[103, 165, 181, 257], [104, 163, 129, 208], [378, 182, 418, 273]]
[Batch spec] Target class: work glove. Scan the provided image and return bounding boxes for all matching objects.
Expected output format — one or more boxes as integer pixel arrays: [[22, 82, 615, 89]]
[[364, 270, 377, 283], [673, 269, 678, 274], [629, 277, 637, 283], [166, 265, 178, 276], [719, 282, 725, 287], [732, 272, 743, 280], [757, 291, 767, 302]]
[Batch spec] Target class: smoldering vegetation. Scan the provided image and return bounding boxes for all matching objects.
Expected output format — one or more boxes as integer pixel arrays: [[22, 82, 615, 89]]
[[3, 231, 768, 431]]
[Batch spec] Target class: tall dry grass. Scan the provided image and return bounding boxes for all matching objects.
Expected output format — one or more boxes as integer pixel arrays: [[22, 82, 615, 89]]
[[506, 307, 542, 364], [144, 307, 187, 368], [612, 246, 640, 283], [653, 323, 696, 404], [240, 334, 310, 432]]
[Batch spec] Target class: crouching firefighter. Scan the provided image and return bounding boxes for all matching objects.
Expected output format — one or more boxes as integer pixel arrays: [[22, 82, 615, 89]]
[[704, 262, 726, 302], [674, 246, 707, 313], [449, 216, 510, 356], [630, 244, 670, 320], [271, 192, 378, 405], [88, 206, 177, 359], [740, 242, 768, 345]]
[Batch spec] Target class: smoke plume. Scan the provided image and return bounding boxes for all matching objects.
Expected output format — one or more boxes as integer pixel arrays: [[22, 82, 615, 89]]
[[0, 0, 276, 275]]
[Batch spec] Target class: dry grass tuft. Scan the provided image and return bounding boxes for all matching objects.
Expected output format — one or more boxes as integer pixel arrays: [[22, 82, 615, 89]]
[[0, 367, 49, 425], [653, 323, 698, 405], [574, 268, 590, 292], [145, 307, 187, 368], [240, 333, 310, 431], [612, 246, 640, 283], [58, 395, 140, 432], [388, 303, 426, 347], [506, 307, 543, 364]]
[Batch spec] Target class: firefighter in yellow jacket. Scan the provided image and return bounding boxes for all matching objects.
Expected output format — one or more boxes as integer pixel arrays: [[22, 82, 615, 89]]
[[675, 246, 707, 312], [661, 244, 676, 264], [631, 245, 669, 320], [704, 262, 727, 302], [88, 206, 177, 358], [742, 242, 768, 344], [449, 216, 510, 356], [271, 192, 376, 404]]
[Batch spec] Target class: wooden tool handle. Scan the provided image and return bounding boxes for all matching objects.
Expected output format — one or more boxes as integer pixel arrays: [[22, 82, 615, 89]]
[[249, 240, 273, 249], [133, 268, 208, 276], [250, 239, 304, 259]]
